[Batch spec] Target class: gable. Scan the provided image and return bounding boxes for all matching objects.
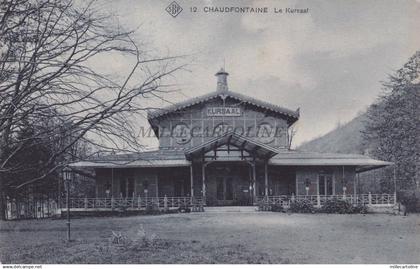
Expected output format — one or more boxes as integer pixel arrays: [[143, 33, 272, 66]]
[[150, 94, 293, 150], [148, 91, 299, 125]]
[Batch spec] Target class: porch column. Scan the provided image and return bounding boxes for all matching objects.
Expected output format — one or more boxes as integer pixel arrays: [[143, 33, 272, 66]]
[[252, 163, 257, 204], [393, 165, 397, 205], [111, 168, 114, 198], [202, 163, 206, 203], [264, 161, 269, 197], [190, 164, 194, 197], [354, 172, 358, 197], [156, 175, 159, 198]]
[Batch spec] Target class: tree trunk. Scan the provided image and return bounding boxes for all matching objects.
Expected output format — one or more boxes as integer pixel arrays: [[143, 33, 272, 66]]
[[0, 180, 7, 220]]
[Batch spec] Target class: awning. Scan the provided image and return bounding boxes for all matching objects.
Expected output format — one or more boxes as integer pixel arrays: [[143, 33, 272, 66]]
[[269, 151, 393, 172], [184, 131, 280, 160], [69, 159, 190, 168]]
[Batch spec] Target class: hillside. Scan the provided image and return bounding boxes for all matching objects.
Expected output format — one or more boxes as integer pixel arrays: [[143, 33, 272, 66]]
[[297, 113, 367, 154]]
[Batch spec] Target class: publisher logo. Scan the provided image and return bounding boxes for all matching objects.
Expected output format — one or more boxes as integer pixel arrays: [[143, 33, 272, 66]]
[[166, 1, 183, 17]]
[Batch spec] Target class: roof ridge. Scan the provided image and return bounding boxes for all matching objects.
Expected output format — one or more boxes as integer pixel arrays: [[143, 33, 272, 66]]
[[147, 90, 299, 121]]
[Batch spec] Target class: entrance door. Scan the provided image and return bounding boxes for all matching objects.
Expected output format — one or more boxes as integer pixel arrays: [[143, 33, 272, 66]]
[[216, 176, 233, 201], [208, 164, 251, 206]]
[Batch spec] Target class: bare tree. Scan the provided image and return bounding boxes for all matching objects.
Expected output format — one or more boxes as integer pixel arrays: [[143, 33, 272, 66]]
[[0, 0, 184, 219]]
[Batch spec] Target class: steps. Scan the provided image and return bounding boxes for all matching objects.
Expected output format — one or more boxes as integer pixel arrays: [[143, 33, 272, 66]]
[[204, 206, 258, 213]]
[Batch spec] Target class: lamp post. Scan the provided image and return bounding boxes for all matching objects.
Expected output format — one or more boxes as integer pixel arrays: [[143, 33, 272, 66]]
[[63, 167, 72, 242]]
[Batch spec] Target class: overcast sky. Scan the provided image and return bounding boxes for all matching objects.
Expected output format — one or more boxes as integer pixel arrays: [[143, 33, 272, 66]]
[[99, 0, 420, 149]]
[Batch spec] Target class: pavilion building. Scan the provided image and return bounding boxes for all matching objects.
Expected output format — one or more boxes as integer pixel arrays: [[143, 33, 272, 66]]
[[69, 69, 393, 209]]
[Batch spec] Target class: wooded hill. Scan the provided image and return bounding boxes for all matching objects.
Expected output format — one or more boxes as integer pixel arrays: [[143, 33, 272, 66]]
[[298, 113, 367, 155]]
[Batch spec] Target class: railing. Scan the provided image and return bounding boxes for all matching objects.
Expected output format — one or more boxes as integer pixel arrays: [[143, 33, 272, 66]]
[[65, 196, 204, 210], [6, 198, 59, 220], [256, 193, 396, 207]]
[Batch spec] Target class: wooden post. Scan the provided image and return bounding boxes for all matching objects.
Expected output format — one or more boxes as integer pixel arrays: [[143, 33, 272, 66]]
[[132, 192, 134, 209], [190, 165, 194, 198], [252, 163, 257, 204], [202, 163, 206, 204], [84, 197, 88, 209], [317, 194, 321, 207], [155, 176, 159, 198], [368, 192, 372, 205], [354, 172, 357, 198], [264, 162, 269, 197], [111, 168, 114, 198], [137, 195, 141, 209], [164, 195, 168, 211], [393, 165, 397, 204]]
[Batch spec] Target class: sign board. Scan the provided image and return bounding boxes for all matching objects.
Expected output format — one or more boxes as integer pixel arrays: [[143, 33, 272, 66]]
[[207, 107, 241, 117]]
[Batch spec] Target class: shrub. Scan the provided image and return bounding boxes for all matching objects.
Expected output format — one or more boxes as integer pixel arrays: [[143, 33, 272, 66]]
[[271, 204, 284, 212], [178, 205, 191, 213], [398, 190, 419, 213], [110, 230, 126, 244], [145, 203, 160, 215], [257, 200, 270, 211], [321, 199, 353, 214], [352, 203, 368, 214], [289, 199, 315, 213], [133, 225, 158, 248], [320, 199, 368, 214], [111, 225, 159, 249]]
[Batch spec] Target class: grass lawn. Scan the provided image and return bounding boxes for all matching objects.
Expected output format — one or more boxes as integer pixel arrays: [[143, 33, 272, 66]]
[[1, 212, 419, 264]]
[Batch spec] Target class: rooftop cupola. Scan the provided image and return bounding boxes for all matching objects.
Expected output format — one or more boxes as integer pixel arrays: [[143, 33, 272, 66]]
[[215, 68, 229, 92]]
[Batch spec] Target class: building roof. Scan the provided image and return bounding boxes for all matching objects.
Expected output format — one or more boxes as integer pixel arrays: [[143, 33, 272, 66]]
[[147, 90, 300, 125], [69, 149, 190, 168], [69, 148, 392, 172], [270, 151, 393, 172]]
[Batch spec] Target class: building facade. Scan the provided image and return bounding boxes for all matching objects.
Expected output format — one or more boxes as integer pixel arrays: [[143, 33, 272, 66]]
[[70, 69, 392, 208]]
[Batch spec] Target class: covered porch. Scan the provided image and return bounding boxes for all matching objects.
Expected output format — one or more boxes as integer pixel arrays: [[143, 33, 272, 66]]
[[66, 133, 395, 212]]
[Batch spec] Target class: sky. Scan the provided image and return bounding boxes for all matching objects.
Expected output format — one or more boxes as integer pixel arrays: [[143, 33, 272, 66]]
[[97, 0, 420, 149]]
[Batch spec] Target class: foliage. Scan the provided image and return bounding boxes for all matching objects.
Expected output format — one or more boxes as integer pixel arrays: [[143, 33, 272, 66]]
[[352, 203, 369, 214], [288, 199, 315, 213], [299, 52, 419, 196], [319, 199, 367, 214], [145, 203, 160, 215], [362, 51, 420, 193], [0, 0, 183, 219], [270, 204, 284, 212], [178, 204, 191, 213], [111, 225, 158, 249], [398, 190, 419, 213]]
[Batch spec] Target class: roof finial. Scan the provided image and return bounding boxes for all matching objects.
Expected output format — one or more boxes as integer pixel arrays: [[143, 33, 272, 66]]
[[215, 67, 229, 92]]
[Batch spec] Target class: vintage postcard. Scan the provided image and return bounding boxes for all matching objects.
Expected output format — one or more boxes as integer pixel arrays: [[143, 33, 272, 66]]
[[0, 0, 419, 267]]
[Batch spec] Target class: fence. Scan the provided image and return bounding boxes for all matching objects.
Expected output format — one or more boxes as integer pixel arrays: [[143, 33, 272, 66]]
[[256, 193, 396, 208], [6, 198, 59, 220], [65, 196, 204, 211]]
